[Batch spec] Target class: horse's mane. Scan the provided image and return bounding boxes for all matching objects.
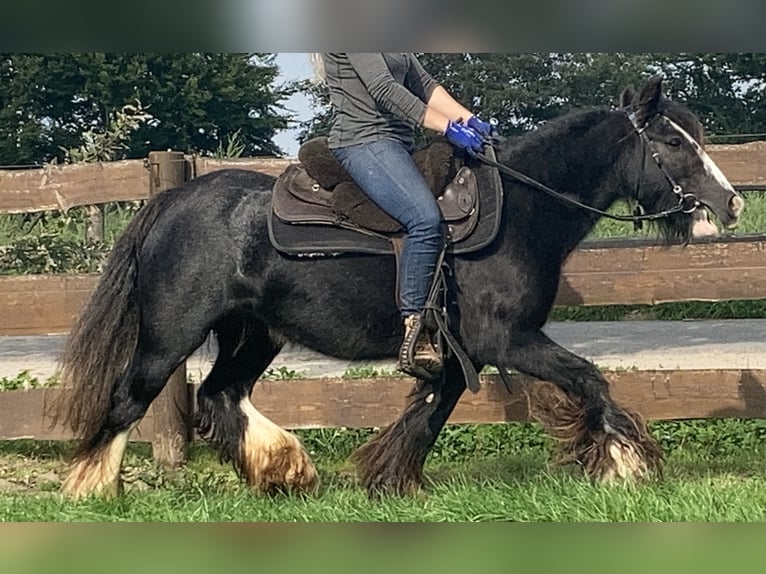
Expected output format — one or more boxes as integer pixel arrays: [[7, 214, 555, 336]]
[[496, 107, 613, 158]]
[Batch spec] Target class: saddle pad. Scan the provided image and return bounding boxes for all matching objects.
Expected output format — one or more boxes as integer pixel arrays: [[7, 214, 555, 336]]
[[268, 146, 503, 257]]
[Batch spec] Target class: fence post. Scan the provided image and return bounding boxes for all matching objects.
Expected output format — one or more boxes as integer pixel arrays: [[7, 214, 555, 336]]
[[147, 150, 193, 467], [85, 205, 105, 242]]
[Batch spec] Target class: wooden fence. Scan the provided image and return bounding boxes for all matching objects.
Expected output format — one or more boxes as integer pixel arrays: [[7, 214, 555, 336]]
[[2, 143, 766, 462]]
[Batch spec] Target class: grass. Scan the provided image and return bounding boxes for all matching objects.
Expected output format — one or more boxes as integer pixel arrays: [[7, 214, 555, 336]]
[[588, 192, 766, 238], [0, 421, 765, 521], [0, 431, 765, 521]]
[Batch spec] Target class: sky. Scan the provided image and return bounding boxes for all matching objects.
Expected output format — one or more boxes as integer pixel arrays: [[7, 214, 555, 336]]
[[273, 53, 315, 158]]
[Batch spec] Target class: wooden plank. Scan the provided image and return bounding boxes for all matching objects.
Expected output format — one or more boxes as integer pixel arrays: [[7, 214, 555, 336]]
[[0, 387, 154, 441], [0, 274, 98, 335], [558, 237, 766, 306], [707, 142, 766, 188], [193, 157, 292, 178], [4, 237, 766, 335], [247, 370, 766, 427], [2, 369, 764, 441], [0, 160, 149, 214]]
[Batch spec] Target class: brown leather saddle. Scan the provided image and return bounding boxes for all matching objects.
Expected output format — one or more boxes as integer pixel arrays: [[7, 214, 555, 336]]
[[268, 136, 503, 256]]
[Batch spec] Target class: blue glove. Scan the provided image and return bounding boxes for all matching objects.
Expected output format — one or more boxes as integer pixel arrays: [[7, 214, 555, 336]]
[[467, 115, 494, 138], [445, 120, 484, 153]]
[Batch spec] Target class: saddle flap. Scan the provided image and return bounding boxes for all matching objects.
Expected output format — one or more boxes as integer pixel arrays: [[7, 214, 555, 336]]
[[438, 166, 477, 221], [438, 166, 479, 243], [273, 164, 338, 225], [285, 164, 334, 207]]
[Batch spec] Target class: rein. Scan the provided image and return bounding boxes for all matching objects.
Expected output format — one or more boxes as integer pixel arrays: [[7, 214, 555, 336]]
[[470, 113, 701, 223]]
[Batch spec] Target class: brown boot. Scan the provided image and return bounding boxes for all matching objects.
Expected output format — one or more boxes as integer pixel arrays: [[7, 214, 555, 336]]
[[397, 313, 443, 380]]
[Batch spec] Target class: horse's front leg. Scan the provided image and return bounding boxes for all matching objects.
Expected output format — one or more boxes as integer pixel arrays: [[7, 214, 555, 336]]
[[352, 357, 468, 496], [503, 329, 662, 482]]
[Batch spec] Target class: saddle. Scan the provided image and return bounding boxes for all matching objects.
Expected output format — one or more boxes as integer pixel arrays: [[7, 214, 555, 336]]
[[268, 136, 503, 256]]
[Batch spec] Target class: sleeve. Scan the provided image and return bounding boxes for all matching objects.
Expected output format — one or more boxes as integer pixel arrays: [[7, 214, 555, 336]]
[[405, 54, 439, 103], [346, 53, 429, 125]]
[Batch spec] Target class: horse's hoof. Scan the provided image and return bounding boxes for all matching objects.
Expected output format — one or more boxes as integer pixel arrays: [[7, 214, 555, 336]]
[[242, 436, 319, 494], [599, 438, 650, 483], [61, 458, 122, 500]]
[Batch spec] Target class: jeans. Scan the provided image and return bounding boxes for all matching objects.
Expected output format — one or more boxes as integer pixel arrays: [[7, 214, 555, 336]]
[[332, 138, 443, 316]]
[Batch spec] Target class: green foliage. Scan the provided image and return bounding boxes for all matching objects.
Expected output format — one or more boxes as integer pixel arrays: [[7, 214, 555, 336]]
[[61, 101, 153, 163], [296, 79, 333, 143], [0, 53, 294, 165], [211, 128, 247, 159], [258, 366, 305, 380], [0, 203, 140, 274], [419, 53, 655, 135], [0, 234, 109, 274], [0, 370, 59, 391], [651, 419, 766, 458], [341, 364, 402, 379], [300, 53, 766, 145]]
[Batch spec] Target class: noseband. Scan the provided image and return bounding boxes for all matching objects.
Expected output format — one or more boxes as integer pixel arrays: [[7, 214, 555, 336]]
[[470, 111, 701, 224]]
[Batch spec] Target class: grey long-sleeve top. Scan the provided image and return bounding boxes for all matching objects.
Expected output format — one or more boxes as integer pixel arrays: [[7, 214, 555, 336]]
[[323, 53, 439, 150]]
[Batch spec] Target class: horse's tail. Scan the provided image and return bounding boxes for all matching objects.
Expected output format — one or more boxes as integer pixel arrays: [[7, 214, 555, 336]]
[[55, 194, 171, 453]]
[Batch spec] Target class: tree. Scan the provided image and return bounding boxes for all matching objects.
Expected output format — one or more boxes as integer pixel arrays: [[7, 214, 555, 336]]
[[296, 78, 332, 144], [0, 53, 294, 166], [296, 53, 766, 145], [650, 53, 766, 142]]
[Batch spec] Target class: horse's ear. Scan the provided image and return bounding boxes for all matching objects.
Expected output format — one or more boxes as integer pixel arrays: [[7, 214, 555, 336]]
[[619, 87, 635, 109], [634, 75, 665, 125]]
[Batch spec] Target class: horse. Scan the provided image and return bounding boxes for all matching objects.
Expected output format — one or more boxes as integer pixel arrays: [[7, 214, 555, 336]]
[[56, 76, 744, 499]]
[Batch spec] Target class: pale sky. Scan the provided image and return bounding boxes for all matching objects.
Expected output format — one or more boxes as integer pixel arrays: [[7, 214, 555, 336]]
[[274, 52, 315, 157]]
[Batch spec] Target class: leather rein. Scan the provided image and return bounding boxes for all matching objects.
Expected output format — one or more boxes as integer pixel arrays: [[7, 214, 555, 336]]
[[470, 112, 702, 223]]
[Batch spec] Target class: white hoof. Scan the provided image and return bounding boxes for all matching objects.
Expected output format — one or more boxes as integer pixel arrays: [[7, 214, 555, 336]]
[[602, 438, 648, 483], [61, 430, 131, 500], [240, 399, 317, 492]]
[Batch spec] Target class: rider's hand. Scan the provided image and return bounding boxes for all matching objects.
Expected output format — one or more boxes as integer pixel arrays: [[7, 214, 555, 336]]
[[466, 115, 494, 139], [445, 120, 484, 153]]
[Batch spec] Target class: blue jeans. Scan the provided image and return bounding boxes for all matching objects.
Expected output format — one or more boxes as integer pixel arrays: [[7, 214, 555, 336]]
[[332, 138, 443, 316]]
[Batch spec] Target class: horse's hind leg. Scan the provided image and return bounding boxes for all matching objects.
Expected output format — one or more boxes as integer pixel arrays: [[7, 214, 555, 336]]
[[504, 329, 662, 482], [195, 316, 317, 493], [352, 357, 467, 496], [62, 330, 201, 499]]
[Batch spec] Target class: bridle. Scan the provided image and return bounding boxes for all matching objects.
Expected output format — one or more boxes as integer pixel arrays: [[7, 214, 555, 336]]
[[469, 110, 702, 224]]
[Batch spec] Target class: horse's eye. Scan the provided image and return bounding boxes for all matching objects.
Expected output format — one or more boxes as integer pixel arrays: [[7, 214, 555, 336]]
[[668, 137, 683, 147]]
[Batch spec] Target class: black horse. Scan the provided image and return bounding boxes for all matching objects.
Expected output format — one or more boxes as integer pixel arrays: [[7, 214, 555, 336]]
[[58, 76, 744, 498]]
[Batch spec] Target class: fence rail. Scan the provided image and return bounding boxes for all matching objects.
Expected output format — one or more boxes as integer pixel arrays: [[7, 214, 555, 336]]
[[2, 144, 766, 455], [3, 369, 765, 442], [3, 236, 766, 336], [2, 142, 766, 215]]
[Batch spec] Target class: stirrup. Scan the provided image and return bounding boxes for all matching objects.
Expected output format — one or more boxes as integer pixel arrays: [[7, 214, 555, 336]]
[[398, 314, 443, 380]]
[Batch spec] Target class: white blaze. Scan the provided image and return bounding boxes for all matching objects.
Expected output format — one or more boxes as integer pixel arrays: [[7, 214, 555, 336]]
[[664, 117, 737, 193]]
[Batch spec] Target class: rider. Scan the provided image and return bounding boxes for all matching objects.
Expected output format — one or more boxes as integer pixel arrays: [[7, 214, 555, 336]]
[[313, 53, 495, 379]]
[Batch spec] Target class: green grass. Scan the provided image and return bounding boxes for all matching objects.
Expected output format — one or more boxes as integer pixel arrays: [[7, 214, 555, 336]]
[[1, 447, 765, 522], [588, 192, 766, 238], [0, 421, 765, 521]]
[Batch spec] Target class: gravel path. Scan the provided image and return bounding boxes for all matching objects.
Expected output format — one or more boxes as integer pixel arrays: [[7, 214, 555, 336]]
[[3, 319, 766, 381]]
